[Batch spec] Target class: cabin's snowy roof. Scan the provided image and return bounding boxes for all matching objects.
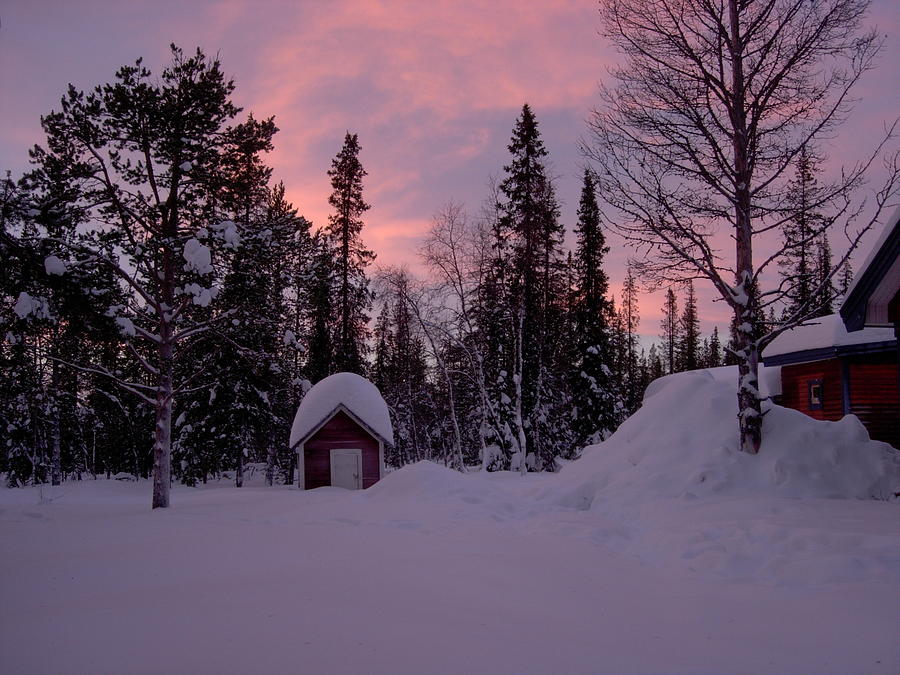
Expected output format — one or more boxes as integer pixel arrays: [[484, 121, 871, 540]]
[[842, 204, 900, 300], [762, 313, 896, 363], [839, 204, 900, 331], [289, 372, 393, 447]]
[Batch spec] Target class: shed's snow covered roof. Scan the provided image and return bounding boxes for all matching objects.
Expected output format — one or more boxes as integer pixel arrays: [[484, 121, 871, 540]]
[[763, 313, 895, 363], [289, 372, 393, 447]]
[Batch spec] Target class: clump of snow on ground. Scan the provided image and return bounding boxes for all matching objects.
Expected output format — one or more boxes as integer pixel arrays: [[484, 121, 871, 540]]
[[551, 368, 900, 508], [290, 371, 394, 446], [536, 368, 900, 582]]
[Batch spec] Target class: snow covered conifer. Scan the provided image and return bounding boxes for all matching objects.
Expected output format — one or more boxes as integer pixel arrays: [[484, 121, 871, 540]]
[[676, 281, 700, 372], [659, 288, 679, 375], [571, 169, 618, 444], [28, 46, 275, 507], [325, 133, 374, 376], [619, 266, 641, 413], [496, 104, 567, 470]]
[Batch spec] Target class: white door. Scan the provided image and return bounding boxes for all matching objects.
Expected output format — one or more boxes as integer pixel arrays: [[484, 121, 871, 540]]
[[330, 449, 362, 490]]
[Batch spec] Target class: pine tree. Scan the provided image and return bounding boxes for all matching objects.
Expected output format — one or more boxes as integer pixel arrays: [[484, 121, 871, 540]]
[[646, 343, 664, 382], [304, 233, 335, 383], [496, 104, 566, 471], [619, 266, 641, 413], [660, 288, 679, 375], [326, 133, 374, 375], [264, 184, 314, 486], [814, 234, 836, 317], [571, 169, 617, 444], [474, 213, 513, 470], [371, 303, 392, 395], [780, 146, 827, 320], [839, 260, 854, 300], [706, 327, 723, 369], [676, 280, 700, 371], [28, 46, 268, 507]]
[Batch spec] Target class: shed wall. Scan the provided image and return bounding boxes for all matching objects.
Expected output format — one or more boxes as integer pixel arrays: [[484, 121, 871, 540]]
[[303, 411, 381, 489]]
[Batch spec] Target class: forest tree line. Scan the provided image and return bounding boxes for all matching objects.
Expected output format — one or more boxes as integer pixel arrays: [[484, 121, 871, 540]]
[[0, 41, 856, 492]]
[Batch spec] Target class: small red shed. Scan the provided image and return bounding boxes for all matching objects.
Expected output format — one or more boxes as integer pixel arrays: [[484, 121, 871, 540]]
[[289, 372, 393, 490]]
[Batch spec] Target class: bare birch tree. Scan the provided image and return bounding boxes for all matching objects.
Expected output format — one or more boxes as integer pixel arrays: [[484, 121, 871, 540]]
[[378, 266, 468, 471], [421, 202, 506, 468], [585, 0, 899, 453]]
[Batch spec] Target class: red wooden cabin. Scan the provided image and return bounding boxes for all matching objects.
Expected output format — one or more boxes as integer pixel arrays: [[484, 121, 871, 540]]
[[289, 373, 393, 490], [762, 315, 898, 448], [763, 207, 900, 449]]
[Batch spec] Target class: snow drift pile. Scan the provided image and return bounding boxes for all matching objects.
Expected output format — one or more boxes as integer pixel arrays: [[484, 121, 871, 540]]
[[549, 368, 900, 511]]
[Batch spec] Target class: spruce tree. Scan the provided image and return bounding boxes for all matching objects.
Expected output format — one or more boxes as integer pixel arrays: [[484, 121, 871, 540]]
[[660, 288, 679, 375], [325, 133, 374, 375], [474, 214, 514, 469], [839, 261, 854, 300], [497, 104, 566, 471], [814, 234, 836, 317], [619, 266, 641, 413], [706, 327, 723, 369], [304, 233, 336, 383], [571, 169, 617, 444], [780, 146, 827, 320], [676, 280, 700, 371]]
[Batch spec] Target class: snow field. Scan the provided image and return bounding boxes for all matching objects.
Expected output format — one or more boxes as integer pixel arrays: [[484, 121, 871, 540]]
[[2, 369, 899, 673]]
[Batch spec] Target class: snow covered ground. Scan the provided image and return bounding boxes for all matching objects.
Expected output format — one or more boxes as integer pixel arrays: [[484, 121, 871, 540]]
[[2, 370, 899, 674]]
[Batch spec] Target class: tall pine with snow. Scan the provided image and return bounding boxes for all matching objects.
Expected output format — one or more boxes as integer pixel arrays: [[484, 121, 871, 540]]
[[676, 280, 701, 371], [325, 133, 374, 376], [660, 288, 679, 375], [619, 266, 641, 413], [27, 46, 273, 507], [570, 169, 618, 444], [303, 232, 336, 384], [780, 146, 828, 322], [497, 104, 567, 471]]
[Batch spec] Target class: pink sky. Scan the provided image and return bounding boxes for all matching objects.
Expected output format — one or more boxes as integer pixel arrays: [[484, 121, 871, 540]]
[[2, 0, 898, 342]]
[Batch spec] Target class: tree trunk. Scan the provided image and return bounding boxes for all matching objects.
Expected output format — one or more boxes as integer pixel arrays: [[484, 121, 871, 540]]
[[152, 318, 175, 507], [235, 448, 244, 488], [513, 307, 528, 475], [736, 341, 762, 454], [50, 405, 62, 486], [728, 0, 761, 454], [265, 444, 277, 487], [151, 363, 173, 508]]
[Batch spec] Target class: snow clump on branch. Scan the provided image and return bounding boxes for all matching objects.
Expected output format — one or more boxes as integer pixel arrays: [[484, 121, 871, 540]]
[[182, 238, 213, 275], [44, 256, 67, 276]]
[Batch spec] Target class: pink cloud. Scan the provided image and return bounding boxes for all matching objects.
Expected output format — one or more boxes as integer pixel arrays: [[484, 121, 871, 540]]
[[2, 0, 896, 342]]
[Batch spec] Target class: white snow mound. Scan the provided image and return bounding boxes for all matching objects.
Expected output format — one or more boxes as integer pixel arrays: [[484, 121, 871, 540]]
[[549, 368, 900, 511], [366, 460, 466, 499], [290, 372, 394, 447]]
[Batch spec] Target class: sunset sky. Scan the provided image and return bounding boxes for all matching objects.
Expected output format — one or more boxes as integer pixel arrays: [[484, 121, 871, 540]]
[[2, 0, 898, 341]]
